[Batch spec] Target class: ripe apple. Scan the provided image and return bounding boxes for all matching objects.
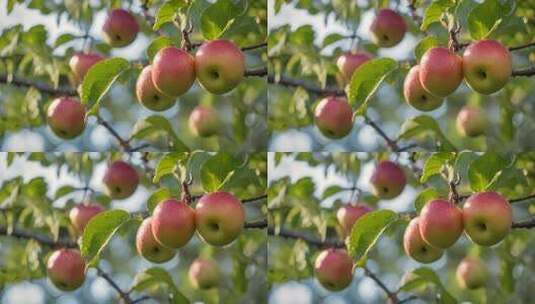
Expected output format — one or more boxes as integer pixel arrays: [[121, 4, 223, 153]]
[[195, 39, 245, 94], [403, 65, 443, 111], [102, 160, 139, 199], [314, 248, 353, 291], [188, 257, 220, 289], [102, 9, 139, 48], [136, 65, 176, 111], [419, 47, 463, 97], [456, 257, 489, 289], [188, 105, 220, 137], [337, 52, 373, 83], [69, 52, 104, 84], [403, 217, 443, 264], [456, 106, 488, 137], [47, 248, 86, 291], [336, 203, 373, 237], [370, 9, 407, 48], [314, 96, 353, 139], [136, 217, 175, 263], [151, 199, 196, 248], [195, 191, 245, 246], [370, 160, 406, 199], [463, 40, 512, 95], [69, 203, 104, 235], [419, 199, 463, 249], [152, 47, 196, 97], [47, 97, 86, 139], [463, 191, 512, 246]]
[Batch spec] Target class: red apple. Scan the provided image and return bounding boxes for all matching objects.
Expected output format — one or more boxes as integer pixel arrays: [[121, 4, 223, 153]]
[[188, 105, 220, 137], [47, 97, 86, 139], [419, 47, 463, 97], [456, 257, 489, 289], [102, 160, 139, 199], [336, 203, 373, 237], [370, 160, 406, 199], [403, 217, 443, 264], [419, 199, 463, 249], [314, 96, 353, 139], [136, 217, 175, 263], [47, 248, 86, 291], [69, 203, 104, 235], [136, 65, 176, 111], [456, 106, 488, 137], [337, 52, 373, 83], [188, 257, 220, 289], [370, 9, 407, 48], [314, 248, 353, 291], [102, 9, 139, 47], [403, 65, 443, 111], [152, 47, 196, 97], [69, 52, 104, 84], [152, 199, 196, 249]]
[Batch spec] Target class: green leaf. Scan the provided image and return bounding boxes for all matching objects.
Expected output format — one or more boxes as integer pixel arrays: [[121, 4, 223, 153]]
[[147, 187, 172, 212], [153, 152, 189, 183], [54, 185, 75, 199], [132, 268, 190, 304], [200, 0, 244, 40], [453, 150, 478, 182], [411, 268, 457, 304], [131, 115, 189, 152], [322, 33, 345, 48], [420, 152, 455, 182], [414, 188, 441, 212], [468, 152, 508, 192], [398, 115, 456, 151], [321, 185, 344, 200], [200, 152, 241, 192], [414, 36, 440, 62], [146, 36, 174, 61], [153, 0, 187, 30], [421, 0, 455, 30], [467, 0, 503, 39], [54, 33, 77, 48]]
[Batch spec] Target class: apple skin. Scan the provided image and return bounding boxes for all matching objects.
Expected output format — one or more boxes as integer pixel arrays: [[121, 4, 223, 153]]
[[314, 97, 353, 139], [151, 199, 196, 249], [337, 52, 373, 83], [195, 39, 245, 94], [69, 203, 105, 235], [47, 249, 86, 291], [152, 47, 196, 97], [370, 160, 406, 199], [69, 53, 104, 84], [136, 65, 176, 111], [403, 217, 443, 264], [47, 97, 86, 139], [136, 217, 175, 263], [102, 9, 139, 48], [456, 257, 489, 289], [456, 106, 488, 137], [195, 191, 245, 246], [102, 160, 139, 199], [188, 258, 220, 289], [188, 105, 220, 137], [419, 47, 463, 97], [463, 40, 512, 95], [314, 248, 353, 291], [463, 191, 512, 246], [370, 9, 407, 48], [419, 199, 463, 249], [403, 65, 443, 112], [336, 203, 373, 237]]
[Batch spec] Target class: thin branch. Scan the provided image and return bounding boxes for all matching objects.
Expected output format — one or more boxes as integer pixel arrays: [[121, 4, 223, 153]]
[[131, 295, 152, 304], [0, 225, 77, 248], [242, 194, 267, 204], [512, 66, 535, 77], [510, 193, 535, 204], [244, 219, 268, 229], [364, 266, 398, 304], [96, 266, 133, 304], [241, 42, 267, 51], [96, 114, 133, 151], [245, 67, 268, 77], [509, 41, 535, 51], [0, 74, 77, 96], [267, 226, 344, 248], [512, 218, 535, 229], [364, 115, 400, 151], [267, 74, 345, 96], [398, 295, 419, 304]]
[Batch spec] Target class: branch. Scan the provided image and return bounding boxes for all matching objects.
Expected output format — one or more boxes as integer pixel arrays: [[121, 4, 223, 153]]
[[242, 194, 267, 204], [512, 66, 535, 77], [267, 74, 345, 96], [0, 225, 77, 248], [244, 219, 268, 229], [364, 115, 400, 151], [96, 266, 133, 304], [364, 266, 398, 304], [0, 74, 77, 96], [245, 67, 268, 77], [267, 226, 344, 248], [509, 41, 535, 51], [96, 114, 133, 151], [510, 193, 535, 204], [512, 218, 535, 229], [241, 42, 267, 51], [131, 295, 152, 304]]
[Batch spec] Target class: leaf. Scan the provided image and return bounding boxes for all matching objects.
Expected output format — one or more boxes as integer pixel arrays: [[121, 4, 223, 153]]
[[322, 33, 345, 48], [54, 185, 75, 199], [200, 153, 241, 192], [421, 0, 455, 30], [200, 0, 244, 40], [147, 187, 172, 212], [132, 268, 190, 304], [420, 152, 455, 182], [414, 36, 440, 62], [131, 115, 189, 152], [54, 33, 77, 48], [321, 185, 344, 200], [153, 153, 189, 183], [467, 0, 503, 39], [398, 115, 456, 151], [414, 188, 441, 213], [411, 268, 457, 304], [153, 0, 187, 30], [467, 152, 508, 192], [146, 36, 174, 61]]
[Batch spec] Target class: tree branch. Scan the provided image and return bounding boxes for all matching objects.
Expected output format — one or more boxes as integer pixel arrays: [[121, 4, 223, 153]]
[[512, 218, 535, 229], [509, 41, 535, 51], [267, 226, 344, 248], [267, 74, 345, 96], [96, 114, 133, 151], [245, 67, 268, 77], [242, 194, 267, 204], [0, 225, 77, 248], [96, 266, 133, 304], [363, 115, 400, 151], [241, 42, 267, 51], [510, 193, 535, 203], [0, 74, 77, 96], [244, 219, 268, 229], [364, 266, 398, 304], [512, 66, 535, 77]]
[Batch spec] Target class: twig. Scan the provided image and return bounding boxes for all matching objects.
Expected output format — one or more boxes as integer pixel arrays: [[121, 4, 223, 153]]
[[510, 193, 535, 203], [509, 41, 535, 51], [512, 218, 535, 229], [267, 226, 344, 248], [364, 115, 400, 151], [244, 219, 268, 229], [96, 266, 133, 304], [245, 67, 268, 77], [364, 266, 399, 304], [0, 74, 77, 96], [242, 194, 267, 204], [241, 42, 267, 51], [96, 114, 133, 151], [131, 295, 152, 304], [512, 66, 535, 77], [0, 225, 77, 248], [398, 295, 419, 304], [267, 74, 345, 96]]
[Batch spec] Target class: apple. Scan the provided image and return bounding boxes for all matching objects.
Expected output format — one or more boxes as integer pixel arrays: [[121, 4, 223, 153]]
[[188, 105, 220, 137], [419, 47, 463, 97], [370, 9, 407, 48], [195, 191, 245, 246], [336, 203, 373, 237], [69, 52, 104, 84], [314, 96, 353, 139], [195, 39, 245, 94], [136, 217, 175, 263], [102, 9, 139, 48], [188, 257, 220, 289], [463, 191, 512, 246], [456, 257, 489, 289], [69, 203, 104, 235], [151, 199, 196, 248], [419, 199, 463, 249], [463, 40, 512, 95], [370, 160, 406, 199], [47, 248, 86, 291], [136, 65, 176, 111], [456, 106, 488, 137], [337, 52, 373, 83], [47, 97, 86, 139], [403, 65, 443, 111], [102, 160, 139, 199], [314, 248, 353, 291], [403, 217, 443, 264], [152, 47, 196, 97]]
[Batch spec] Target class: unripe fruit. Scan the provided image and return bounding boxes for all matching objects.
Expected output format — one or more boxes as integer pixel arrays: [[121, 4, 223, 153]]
[[102, 160, 139, 199], [195, 39, 245, 94], [314, 97, 353, 139], [336, 204, 373, 237], [188, 105, 220, 137], [314, 248, 353, 291], [419, 199, 463, 249], [456, 106, 488, 137], [370, 9, 407, 48], [403, 217, 443, 264], [69, 203, 105, 235], [69, 53, 104, 84], [403, 65, 443, 111], [337, 52, 373, 83], [136, 65, 176, 111], [195, 192, 245, 246], [152, 199, 196, 248], [102, 9, 139, 48], [47, 249, 85, 291], [463, 191, 512, 246], [370, 160, 406, 199], [47, 97, 86, 139], [463, 40, 512, 95], [152, 47, 196, 97], [188, 258, 220, 289], [136, 217, 175, 263], [456, 257, 489, 289], [419, 47, 463, 97]]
